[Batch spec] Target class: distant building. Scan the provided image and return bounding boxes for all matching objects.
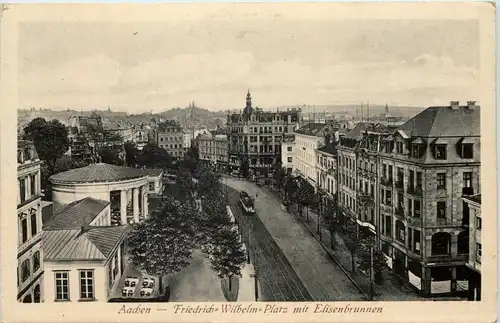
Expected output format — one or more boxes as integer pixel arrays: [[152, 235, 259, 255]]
[[182, 130, 193, 151], [463, 194, 481, 301], [280, 136, 296, 174], [227, 90, 301, 177], [315, 132, 340, 202], [294, 122, 336, 187], [17, 140, 44, 303], [154, 120, 185, 159], [195, 132, 229, 173], [133, 124, 152, 151]]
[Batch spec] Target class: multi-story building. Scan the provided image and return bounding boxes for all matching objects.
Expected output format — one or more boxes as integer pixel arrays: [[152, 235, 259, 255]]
[[378, 101, 480, 297], [315, 131, 341, 203], [183, 130, 193, 152], [463, 194, 481, 300], [281, 136, 296, 174], [227, 90, 301, 177], [195, 132, 229, 173], [155, 120, 184, 159], [337, 123, 390, 239], [294, 122, 334, 187], [17, 140, 44, 303], [133, 123, 152, 151]]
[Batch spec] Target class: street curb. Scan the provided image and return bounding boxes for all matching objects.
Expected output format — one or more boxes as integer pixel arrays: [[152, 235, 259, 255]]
[[264, 187, 370, 301]]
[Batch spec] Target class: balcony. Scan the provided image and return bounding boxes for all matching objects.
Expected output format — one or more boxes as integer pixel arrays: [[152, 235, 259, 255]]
[[381, 177, 393, 186], [395, 207, 405, 217], [406, 216, 421, 227], [426, 254, 468, 263], [395, 179, 404, 190], [407, 185, 423, 196], [462, 187, 474, 196]]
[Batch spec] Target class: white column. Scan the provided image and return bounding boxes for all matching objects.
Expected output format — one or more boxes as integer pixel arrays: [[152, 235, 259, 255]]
[[26, 176, 31, 198], [120, 190, 127, 225], [133, 188, 139, 223], [143, 189, 149, 217]]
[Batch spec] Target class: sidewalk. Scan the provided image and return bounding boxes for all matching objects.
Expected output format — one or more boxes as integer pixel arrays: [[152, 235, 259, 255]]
[[276, 191, 423, 301]]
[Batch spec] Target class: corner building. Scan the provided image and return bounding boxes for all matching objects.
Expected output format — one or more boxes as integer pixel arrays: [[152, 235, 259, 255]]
[[378, 101, 480, 297]]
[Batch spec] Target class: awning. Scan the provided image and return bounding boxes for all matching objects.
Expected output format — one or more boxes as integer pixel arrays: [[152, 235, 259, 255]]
[[383, 135, 394, 141]]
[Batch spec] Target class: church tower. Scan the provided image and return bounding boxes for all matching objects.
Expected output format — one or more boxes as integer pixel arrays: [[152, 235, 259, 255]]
[[242, 89, 254, 121]]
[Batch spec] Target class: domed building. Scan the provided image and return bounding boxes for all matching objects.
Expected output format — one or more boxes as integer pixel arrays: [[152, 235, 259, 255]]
[[49, 163, 150, 225]]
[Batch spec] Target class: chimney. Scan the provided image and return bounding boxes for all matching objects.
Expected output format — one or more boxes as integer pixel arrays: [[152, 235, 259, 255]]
[[450, 101, 460, 109], [467, 101, 476, 109]]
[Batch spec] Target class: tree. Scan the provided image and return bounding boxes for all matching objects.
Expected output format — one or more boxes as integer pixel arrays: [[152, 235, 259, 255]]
[[124, 142, 138, 167], [208, 225, 246, 291], [274, 167, 286, 191], [174, 168, 194, 201], [321, 197, 340, 250], [284, 175, 298, 203], [198, 167, 222, 198], [357, 237, 388, 286], [297, 179, 315, 220], [23, 118, 70, 175], [127, 197, 195, 293], [98, 146, 124, 166], [137, 143, 173, 169], [343, 222, 359, 273]]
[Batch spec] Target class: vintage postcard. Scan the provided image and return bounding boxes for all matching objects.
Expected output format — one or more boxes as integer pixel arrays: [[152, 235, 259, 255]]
[[0, 2, 496, 323]]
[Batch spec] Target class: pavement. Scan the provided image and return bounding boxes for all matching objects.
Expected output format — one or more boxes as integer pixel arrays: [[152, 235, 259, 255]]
[[224, 177, 365, 301], [169, 250, 227, 302]]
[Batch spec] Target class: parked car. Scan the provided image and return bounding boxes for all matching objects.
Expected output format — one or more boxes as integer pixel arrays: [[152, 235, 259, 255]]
[[140, 287, 154, 297], [124, 276, 140, 287], [122, 286, 135, 297], [142, 277, 155, 288]]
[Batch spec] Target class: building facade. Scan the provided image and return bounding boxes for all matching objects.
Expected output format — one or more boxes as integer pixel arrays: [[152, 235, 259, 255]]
[[195, 132, 229, 172], [155, 120, 185, 159], [315, 132, 340, 203], [463, 194, 481, 300], [281, 136, 296, 174], [377, 101, 480, 297], [42, 198, 129, 303], [294, 123, 334, 187], [17, 141, 44, 303], [227, 90, 301, 177]]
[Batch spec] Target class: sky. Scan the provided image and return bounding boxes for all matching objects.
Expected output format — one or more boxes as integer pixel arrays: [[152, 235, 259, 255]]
[[18, 15, 480, 113]]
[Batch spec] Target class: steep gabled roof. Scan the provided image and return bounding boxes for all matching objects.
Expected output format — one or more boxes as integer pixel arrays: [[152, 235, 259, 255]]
[[295, 123, 331, 137], [344, 122, 389, 140], [396, 105, 480, 137]]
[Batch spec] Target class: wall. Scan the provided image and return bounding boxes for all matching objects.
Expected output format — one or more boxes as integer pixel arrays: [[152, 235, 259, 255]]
[[43, 261, 107, 303]]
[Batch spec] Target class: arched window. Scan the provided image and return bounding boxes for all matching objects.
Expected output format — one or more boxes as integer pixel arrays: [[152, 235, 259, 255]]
[[431, 232, 451, 255], [22, 294, 32, 303], [457, 231, 469, 255], [33, 285, 40, 303]]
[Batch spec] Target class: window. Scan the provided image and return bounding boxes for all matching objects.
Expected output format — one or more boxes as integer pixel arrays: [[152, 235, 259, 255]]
[[386, 190, 392, 205], [19, 178, 26, 203], [462, 143, 473, 159], [287, 157, 292, 163], [396, 141, 404, 154], [149, 182, 155, 191], [79, 270, 95, 300], [416, 171, 422, 187], [476, 217, 482, 230], [388, 165, 393, 180], [30, 212, 37, 236], [383, 164, 387, 177], [21, 218, 28, 243], [414, 230, 421, 254], [55, 271, 70, 301], [33, 251, 40, 272], [476, 243, 482, 263], [437, 173, 446, 189], [463, 172, 472, 188], [437, 201, 446, 218], [30, 174, 36, 196], [414, 200, 421, 218], [287, 146, 292, 152], [434, 144, 447, 160], [21, 259, 30, 282], [385, 215, 392, 237]]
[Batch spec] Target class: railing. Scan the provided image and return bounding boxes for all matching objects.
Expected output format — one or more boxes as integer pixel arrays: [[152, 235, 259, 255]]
[[426, 254, 468, 263]]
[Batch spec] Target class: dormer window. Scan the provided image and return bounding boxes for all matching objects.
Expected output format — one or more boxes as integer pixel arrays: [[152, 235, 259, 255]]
[[458, 137, 474, 159], [396, 141, 404, 154], [411, 138, 426, 158], [435, 144, 447, 160]]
